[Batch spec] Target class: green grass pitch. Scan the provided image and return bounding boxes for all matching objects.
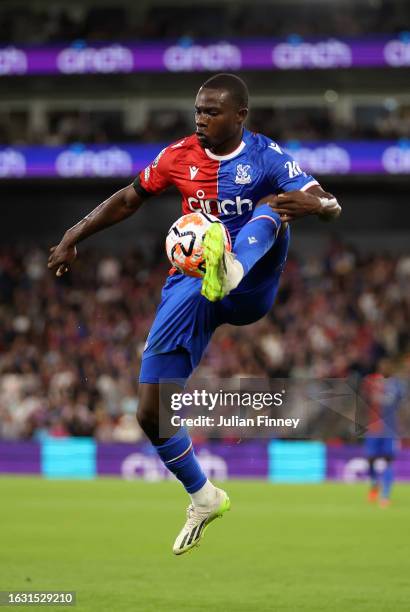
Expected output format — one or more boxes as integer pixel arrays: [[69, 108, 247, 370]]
[[1, 477, 410, 611]]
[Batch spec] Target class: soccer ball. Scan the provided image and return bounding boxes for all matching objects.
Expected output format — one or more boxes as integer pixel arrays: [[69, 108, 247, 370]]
[[166, 212, 231, 278]]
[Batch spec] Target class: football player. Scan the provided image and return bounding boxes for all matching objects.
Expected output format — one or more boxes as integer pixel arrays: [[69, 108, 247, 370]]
[[48, 74, 341, 554]]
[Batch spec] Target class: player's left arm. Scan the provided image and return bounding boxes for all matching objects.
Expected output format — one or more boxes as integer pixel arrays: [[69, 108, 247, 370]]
[[267, 185, 342, 223], [263, 145, 341, 222]]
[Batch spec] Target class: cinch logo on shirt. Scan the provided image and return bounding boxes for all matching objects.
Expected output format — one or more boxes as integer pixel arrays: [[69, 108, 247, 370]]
[[187, 190, 253, 215]]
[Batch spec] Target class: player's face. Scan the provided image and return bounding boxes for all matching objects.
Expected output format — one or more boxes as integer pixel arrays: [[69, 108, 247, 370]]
[[378, 358, 393, 377], [195, 88, 247, 153]]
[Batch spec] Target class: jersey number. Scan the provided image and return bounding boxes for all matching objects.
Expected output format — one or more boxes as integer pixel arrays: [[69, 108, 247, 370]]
[[285, 160, 303, 179]]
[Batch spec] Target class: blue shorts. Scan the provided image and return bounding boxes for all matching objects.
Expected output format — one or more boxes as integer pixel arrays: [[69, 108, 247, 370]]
[[139, 222, 290, 384], [364, 437, 397, 459], [139, 349, 193, 385]]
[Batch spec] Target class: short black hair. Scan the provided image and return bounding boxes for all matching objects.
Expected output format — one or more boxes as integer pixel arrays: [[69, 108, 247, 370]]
[[201, 73, 249, 109]]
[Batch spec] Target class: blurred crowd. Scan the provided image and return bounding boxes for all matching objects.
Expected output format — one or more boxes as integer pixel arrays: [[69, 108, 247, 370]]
[[0, 0, 408, 44], [1, 102, 410, 147], [0, 240, 409, 441]]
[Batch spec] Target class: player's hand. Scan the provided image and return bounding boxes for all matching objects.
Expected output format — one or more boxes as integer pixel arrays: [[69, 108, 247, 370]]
[[47, 242, 77, 277], [262, 191, 321, 222]]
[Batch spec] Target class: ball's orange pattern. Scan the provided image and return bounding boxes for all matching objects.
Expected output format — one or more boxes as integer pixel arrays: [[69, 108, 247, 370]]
[[166, 212, 231, 278]]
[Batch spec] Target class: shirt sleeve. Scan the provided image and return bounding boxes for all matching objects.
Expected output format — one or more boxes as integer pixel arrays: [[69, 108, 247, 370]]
[[266, 148, 319, 193], [134, 146, 173, 195]]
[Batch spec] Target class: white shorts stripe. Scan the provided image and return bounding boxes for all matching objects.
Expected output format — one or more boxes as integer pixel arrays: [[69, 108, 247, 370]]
[[248, 214, 279, 238], [249, 214, 279, 229]]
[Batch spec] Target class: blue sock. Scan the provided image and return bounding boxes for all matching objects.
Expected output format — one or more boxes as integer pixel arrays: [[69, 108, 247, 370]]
[[155, 427, 207, 493], [369, 460, 378, 488], [234, 204, 281, 275], [381, 463, 394, 499]]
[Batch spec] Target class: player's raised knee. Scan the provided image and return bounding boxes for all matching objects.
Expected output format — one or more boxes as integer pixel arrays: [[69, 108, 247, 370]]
[[251, 204, 282, 230]]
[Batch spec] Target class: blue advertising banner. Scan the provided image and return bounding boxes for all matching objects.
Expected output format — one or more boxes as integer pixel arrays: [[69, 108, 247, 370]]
[[97, 441, 268, 480], [0, 36, 409, 76], [0, 141, 409, 179], [41, 438, 97, 479], [268, 441, 326, 483], [1, 440, 410, 482]]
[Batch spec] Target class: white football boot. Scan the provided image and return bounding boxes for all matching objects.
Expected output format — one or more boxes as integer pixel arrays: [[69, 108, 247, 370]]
[[173, 487, 231, 555]]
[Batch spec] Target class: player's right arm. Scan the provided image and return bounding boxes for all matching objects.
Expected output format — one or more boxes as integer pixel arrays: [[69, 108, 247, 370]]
[[48, 181, 149, 276], [48, 143, 175, 276]]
